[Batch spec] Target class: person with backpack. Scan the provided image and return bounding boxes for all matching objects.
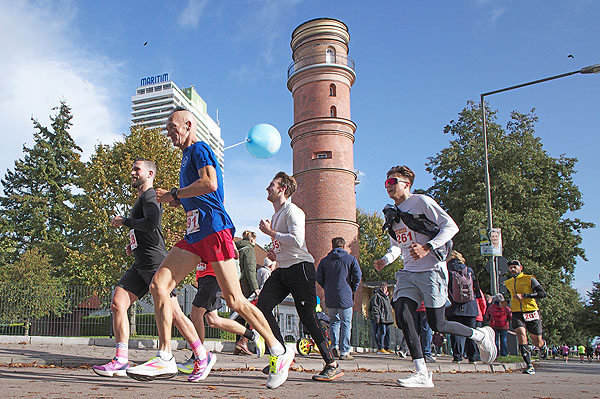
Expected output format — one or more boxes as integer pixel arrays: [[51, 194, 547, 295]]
[[485, 293, 512, 357], [445, 251, 481, 364], [373, 165, 497, 388]]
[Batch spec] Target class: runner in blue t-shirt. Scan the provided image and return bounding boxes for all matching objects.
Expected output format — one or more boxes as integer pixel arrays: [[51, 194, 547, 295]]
[[126, 108, 293, 390]]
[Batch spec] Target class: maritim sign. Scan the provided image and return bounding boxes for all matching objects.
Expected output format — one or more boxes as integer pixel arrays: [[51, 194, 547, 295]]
[[140, 73, 169, 87]]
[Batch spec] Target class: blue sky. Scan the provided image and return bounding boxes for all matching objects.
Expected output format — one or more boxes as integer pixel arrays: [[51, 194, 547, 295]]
[[0, 0, 598, 296]]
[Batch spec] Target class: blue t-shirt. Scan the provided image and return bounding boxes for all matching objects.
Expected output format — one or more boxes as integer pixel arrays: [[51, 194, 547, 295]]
[[179, 141, 235, 243]]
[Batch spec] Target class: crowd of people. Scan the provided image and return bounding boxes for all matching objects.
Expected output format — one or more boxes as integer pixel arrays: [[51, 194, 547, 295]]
[[90, 108, 593, 390]]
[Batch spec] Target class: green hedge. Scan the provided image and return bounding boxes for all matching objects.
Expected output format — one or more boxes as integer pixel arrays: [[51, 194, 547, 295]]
[[0, 323, 26, 335], [80, 312, 236, 341]]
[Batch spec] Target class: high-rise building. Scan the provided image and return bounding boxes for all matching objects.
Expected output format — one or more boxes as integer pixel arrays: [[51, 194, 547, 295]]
[[287, 19, 360, 309], [131, 74, 224, 168]]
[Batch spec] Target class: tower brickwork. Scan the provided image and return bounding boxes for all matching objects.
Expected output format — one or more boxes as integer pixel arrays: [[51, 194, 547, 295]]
[[287, 18, 360, 310]]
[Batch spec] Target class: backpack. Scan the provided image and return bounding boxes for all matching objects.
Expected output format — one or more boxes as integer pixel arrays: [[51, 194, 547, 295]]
[[490, 305, 506, 324], [449, 266, 474, 303], [382, 204, 453, 261]]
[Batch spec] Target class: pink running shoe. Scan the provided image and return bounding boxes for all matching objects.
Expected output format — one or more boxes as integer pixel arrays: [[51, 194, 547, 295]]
[[188, 352, 217, 382], [92, 358, 129, 377]]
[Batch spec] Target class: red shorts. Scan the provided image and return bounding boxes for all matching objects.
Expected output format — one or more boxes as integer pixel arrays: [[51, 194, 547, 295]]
[[175, 229, 236, 278]]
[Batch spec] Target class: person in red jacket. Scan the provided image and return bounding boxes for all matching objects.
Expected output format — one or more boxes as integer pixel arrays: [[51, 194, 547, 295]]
[[485, 293, 512, 357]]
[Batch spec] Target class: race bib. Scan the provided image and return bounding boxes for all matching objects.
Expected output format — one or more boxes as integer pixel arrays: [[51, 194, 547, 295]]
[[523, 310, 540, 322], [196, 262, 207, 271], [271, 238, 281, 254], [186, 210, 200, 235], [395, 227, 416, 249], [128, 229, 138, 250]]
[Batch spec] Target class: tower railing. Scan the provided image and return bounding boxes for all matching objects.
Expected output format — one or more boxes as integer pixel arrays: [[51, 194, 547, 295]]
[[287, 54, 355, 78]]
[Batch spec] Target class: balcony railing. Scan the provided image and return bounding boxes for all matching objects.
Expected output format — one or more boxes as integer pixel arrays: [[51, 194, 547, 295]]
[[287, 54, 355, 79]]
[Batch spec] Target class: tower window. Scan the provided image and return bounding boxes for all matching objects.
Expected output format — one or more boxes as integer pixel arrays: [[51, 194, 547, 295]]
[[330, 106, 337, 118], [313, 151, 332, 160], [326, 47, 336, 63], [329, 84, 336, 97]]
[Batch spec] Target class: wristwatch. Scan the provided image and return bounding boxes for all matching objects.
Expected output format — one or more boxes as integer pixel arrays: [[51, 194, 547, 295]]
[[426, 242, 434, 251], [170, 187, 179, 200]]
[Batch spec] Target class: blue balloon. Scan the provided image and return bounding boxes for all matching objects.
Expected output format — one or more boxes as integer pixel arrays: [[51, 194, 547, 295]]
[[245, 123, 281, 159]]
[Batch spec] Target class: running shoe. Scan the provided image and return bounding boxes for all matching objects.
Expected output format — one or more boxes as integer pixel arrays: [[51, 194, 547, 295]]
[[188, 352, 217, 382], [266, 348, 295, 389], [312, 363, 344, 381], [522, 365, 535, 375], [176, 355, 195, 374], [540, 343, 549, 359], [475, 326, 497, 364], [92, 358, 129, 377], [396, 371, 434, 388], [126, 356, 177, 381], [254, 333, 266, 358], [262, 358, 295, 375]]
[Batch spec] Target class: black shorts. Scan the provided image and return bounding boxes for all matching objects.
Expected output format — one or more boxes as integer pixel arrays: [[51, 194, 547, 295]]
[[192, 275, 224, 312], [512, 311, 543, 335], [116, 264, 159, 298]]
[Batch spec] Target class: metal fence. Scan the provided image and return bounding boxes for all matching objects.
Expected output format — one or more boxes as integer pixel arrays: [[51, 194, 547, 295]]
[[0, 284, 330, 344]]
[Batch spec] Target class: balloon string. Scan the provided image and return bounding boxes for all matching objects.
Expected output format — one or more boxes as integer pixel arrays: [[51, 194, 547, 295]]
[[223, 139, 250, 150]]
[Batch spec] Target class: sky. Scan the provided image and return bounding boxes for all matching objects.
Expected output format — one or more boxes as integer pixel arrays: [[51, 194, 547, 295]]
[[0, 0, 598, 296]]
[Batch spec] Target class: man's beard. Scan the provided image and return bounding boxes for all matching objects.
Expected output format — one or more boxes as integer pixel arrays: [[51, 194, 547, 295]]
[[132, 177, 145, 188]]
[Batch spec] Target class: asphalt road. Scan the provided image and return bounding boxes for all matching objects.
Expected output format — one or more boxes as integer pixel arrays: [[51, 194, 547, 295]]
[[0, 359, 598, 399]]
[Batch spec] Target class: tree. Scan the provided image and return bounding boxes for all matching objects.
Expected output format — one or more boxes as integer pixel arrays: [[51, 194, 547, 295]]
[[583, 279, 600, 338], [63, 126, 184, 286], [357, 208, 402, 282], [0, 248, 68, 335], [0, 102, 82, 268], [425, 100, 593, 342]]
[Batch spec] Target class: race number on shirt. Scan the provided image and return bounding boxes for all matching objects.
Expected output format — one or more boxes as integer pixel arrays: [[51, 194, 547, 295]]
[[128, 229, 138, 250], [395, 227, 416, 249], [271, 238, 281, 254], [186, 210, 200, 235], [523, 310, 540, 322]]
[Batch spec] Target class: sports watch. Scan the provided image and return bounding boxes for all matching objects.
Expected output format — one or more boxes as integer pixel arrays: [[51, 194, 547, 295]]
[[170, 187, 179, 200]]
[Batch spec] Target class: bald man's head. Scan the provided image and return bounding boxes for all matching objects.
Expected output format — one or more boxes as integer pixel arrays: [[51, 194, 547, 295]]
[[166, 108, 197, 149]]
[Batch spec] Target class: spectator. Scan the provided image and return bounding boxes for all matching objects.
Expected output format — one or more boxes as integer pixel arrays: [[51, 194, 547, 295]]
[[257, 257, 276, 290], [485, 293, 512, 357], [369, 283, 394, 353]]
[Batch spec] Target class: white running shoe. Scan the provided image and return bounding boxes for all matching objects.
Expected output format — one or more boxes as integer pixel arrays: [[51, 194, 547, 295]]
[[396, 371, 434, 388], [254, 333, 266, 358], [176, 355, 195, 374], [266, 348, 294, 389], [475, 326, 497, 364], [126, 356, 177, 381]]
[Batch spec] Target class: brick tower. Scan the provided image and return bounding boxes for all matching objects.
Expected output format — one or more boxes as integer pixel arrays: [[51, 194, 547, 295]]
[[286, 18, 360, 309]]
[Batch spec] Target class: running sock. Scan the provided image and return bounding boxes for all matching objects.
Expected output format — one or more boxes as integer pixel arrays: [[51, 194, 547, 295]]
[[269, 342, 285, 356], [414, 358, 427, 374], [190, 339, 207, 359], [243, 328, 254, 340], [115, 342, 128, 363], [252, 330, 261, 342], [470, 328, 485, 342], [158, 350, 173, 361], [519, 344, 532, 367]]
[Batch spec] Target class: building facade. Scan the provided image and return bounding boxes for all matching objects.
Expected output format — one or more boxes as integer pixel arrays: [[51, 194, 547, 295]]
[[131, 76, 224, 168], [286, 18, 361, 310]]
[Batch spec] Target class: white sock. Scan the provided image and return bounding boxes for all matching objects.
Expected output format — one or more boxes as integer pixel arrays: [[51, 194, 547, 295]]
[[414, 358, 428, 374], [470, 328, 484, 342], [158, 350, 173, 361], [270, 342, 285, 356], [252, 330, 261, 342]]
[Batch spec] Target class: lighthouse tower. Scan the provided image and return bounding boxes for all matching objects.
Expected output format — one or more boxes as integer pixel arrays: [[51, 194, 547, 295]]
[[286, 18, 359, 308]]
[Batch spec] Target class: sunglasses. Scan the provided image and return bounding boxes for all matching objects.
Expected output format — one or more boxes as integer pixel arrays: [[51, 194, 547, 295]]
[[385, 177, 410, 188]]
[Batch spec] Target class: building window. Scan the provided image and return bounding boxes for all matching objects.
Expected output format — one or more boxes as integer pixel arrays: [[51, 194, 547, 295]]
[[326, 47, 336, 63], [146, 87, 153, 93], [154, 85, 162, 91], [163, 84, 171, 90], [137, 89, 145, 95], [329, 84, 336, 97], [313, 151, 332, 160], [330, 106, 337, 117]]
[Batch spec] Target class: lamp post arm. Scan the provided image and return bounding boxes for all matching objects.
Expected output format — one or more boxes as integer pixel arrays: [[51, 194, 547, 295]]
[[482, 70, 581, 97]]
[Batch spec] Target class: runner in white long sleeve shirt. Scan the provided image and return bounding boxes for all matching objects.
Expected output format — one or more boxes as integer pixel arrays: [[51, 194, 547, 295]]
[[373, 165, 496, 389], [258, 172, 343, 382]]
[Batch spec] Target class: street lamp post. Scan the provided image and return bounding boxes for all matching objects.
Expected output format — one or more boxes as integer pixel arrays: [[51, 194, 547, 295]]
[[481, 64, 600, 295]]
